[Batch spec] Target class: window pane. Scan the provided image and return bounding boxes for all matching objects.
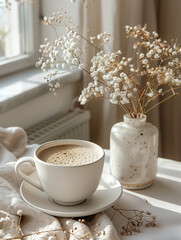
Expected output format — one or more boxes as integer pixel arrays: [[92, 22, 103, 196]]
[[0, 2, 22, 60]]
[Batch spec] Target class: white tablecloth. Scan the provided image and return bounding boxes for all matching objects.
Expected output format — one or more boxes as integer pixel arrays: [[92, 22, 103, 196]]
[[104, 150, 181, 240]]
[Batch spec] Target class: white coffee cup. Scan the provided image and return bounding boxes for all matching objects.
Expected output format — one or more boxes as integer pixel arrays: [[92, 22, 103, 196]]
[[15, 139, 105, 206]]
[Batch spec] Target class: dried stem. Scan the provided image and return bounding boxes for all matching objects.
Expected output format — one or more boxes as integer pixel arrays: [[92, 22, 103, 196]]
[[145, 92, 178, 114], [111, 206, 157, 235]]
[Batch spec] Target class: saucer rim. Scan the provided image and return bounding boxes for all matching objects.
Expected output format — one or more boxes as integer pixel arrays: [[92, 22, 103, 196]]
[[20, 171, 123, 217]]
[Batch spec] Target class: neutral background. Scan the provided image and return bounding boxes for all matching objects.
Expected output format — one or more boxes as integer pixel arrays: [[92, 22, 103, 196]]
[[40, 0, 181, 161]]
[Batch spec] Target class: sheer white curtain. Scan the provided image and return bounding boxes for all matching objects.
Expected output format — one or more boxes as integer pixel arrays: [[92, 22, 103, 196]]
[[76, 0, 181, 161]]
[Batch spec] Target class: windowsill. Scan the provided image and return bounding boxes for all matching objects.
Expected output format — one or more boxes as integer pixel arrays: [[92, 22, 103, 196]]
[[0, 67, 82, 114]]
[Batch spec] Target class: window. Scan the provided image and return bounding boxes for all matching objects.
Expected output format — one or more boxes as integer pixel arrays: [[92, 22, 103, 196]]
[[0, 0, 39, 77]]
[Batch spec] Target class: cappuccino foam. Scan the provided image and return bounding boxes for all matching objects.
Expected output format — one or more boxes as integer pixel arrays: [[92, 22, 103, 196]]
[[38, 144, 99, 166]]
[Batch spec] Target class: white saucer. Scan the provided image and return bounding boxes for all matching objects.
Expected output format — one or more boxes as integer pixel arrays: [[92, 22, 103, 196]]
[[20, 172, 122, 217]]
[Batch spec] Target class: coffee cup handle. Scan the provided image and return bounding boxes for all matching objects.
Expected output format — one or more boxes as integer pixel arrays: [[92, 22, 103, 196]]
[[15, 157, 43, 191]]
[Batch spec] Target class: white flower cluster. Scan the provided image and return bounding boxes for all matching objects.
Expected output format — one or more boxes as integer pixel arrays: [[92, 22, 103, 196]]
[[78, 25, 181, 115], [90, 32, 111, 47], [60, 30, 82, 68], [36, 17, 181, 116], [78, 82, 105, 104], [79, 50, 136, 105], [36, 22, 114, 94], [36, 29, 86, 94], [42, 9, 71, 26]]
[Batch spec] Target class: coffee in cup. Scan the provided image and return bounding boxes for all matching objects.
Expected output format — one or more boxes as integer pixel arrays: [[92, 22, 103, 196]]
[[38, 144, 99, 166], [15, 139, 105, 206]]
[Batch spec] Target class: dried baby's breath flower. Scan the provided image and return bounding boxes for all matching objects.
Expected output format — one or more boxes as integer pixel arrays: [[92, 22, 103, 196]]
[[17, 210, 23, 216], [111, 206, 157, 236], [36, 8, 181, 118]]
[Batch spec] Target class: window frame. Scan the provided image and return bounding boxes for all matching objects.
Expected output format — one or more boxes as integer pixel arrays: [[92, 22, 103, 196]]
[[0, 0, 40, 77]]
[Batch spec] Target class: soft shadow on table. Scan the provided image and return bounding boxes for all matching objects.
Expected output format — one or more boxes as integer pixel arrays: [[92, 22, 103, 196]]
[[106, 191, 181, 240], [132, 176, 181, 206], [130, 160, 181, 207]]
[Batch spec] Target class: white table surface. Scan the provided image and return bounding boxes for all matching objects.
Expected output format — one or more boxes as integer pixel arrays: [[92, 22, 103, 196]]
[[104, 150, 181, 240]]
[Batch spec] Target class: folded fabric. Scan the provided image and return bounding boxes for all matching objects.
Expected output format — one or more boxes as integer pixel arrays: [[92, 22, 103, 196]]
[[0, 127, 27, 158], [0, 126, 120, 240]]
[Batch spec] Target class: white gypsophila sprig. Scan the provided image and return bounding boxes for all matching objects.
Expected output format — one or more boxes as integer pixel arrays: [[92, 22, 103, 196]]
[[123, 24, 181, 115], [36, 12, 181, 117], [36, 29, 88, 94], [36, 10, 114, 94], [90, 32, 111, 50], [79, 25, 181, 117], [78, 50, 139, 112], [42, 9, 72, 27]]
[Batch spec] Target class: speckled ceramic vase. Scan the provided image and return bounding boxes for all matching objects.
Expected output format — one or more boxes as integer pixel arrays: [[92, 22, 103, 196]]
[[110, 114, 158, 189]]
